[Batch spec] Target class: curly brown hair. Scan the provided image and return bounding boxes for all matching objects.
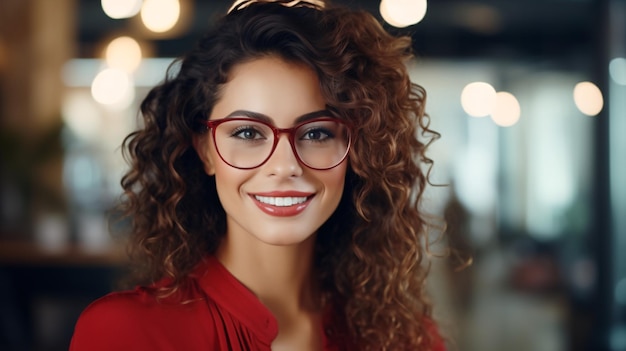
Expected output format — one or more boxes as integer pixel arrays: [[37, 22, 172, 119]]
[[120, 0, 441, 349]]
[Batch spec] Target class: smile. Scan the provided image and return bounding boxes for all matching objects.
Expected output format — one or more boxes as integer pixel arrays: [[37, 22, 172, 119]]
[[250, 192, 314, 217], [254, 196, 308, 207]]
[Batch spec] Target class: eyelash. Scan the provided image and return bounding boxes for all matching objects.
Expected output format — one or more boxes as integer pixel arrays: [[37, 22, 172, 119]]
[[299, 127, 333, 141], [230, 125, 266, 139]]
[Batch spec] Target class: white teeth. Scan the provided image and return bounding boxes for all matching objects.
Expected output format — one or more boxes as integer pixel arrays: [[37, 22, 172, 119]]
[[254, 196, 308, 207]]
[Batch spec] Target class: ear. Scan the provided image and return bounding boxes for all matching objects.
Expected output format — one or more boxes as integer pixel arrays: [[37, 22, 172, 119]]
[[192, 134, 216, 176]]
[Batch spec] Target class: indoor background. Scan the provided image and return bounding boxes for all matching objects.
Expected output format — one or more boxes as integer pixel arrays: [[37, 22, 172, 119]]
[[0, 0, 625, 350]]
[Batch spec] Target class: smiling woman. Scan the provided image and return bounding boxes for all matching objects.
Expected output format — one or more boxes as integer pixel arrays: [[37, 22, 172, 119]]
[[70, 1, 444, 350], [194, 57, 348, 248]]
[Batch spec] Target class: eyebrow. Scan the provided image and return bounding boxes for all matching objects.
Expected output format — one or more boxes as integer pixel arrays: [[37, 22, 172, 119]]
[[222, 109, 331, 125]]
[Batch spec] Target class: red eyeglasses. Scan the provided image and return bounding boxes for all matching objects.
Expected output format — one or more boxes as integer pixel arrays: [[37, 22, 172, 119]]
[[205, 111, 351, 170]]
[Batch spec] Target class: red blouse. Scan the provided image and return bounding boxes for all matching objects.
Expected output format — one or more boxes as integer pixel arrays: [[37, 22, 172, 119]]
[[70, 256, 445, 350]]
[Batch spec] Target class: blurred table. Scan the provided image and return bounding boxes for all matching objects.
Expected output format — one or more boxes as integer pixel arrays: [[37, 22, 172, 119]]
[[0, 239, 128, 351], [0, 240, 127, 266]]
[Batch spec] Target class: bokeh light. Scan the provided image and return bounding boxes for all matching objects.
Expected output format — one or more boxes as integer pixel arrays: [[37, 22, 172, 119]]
[[380, 0, 427, 28], [491, 91, 521, 127], [461, 81, 497, 117], [62, 91, 102, 140], [573, 81, 603, 116], [105, 36, 142, 73], [456, 4, 501, 35], [140, 0, 181, 33], [101, 0, 142, 19], [91, 68, 135, 108], [609, 57, 626, 85]]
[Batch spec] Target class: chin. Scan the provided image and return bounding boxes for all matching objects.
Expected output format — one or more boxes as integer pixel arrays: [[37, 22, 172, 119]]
[[255, 229, 317, 247]]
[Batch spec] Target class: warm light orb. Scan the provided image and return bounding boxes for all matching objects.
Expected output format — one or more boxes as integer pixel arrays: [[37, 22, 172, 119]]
[[379, 0, 406, 28], [91, 68, 134, 107], [105, 36, 142, 73], [62, 92, 102, 140], [380, 0, 427, 28], [141, 0, 180, 33], [609, 57, 626, 86], [461, 82, 497, 117], [573, 81, 603, 116], [490, 91, 521, 127], [101, 0, 142, 19]]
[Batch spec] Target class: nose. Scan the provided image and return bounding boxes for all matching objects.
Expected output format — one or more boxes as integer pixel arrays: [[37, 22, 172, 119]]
[[262, 134, 303, 177]]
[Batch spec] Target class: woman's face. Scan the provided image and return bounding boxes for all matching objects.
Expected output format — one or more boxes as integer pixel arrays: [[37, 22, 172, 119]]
[[194, 56, 347, 247]]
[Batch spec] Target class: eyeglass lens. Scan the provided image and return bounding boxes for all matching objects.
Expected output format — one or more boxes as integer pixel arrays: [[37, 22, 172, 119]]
[[212, 119, 350, 169]]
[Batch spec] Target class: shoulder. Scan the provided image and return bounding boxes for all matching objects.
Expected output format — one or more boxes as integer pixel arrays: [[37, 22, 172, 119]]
[[70, 286, 212, 350], [70, 289, 157, 350], [74, 288, 155, 327]]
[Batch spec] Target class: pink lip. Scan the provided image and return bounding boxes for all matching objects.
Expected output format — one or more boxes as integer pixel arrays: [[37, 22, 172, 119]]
[[249, 191, 315, 217]]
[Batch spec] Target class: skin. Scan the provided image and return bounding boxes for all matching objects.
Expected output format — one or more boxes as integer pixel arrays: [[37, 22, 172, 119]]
[[193, 56, 348, 350]]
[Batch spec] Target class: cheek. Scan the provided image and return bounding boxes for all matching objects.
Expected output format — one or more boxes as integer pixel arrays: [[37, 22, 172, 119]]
[[213, 161, 243, 196], [213, 172, 241, 218], [211, 157, 257, 215], [322, 164, 348, 202]]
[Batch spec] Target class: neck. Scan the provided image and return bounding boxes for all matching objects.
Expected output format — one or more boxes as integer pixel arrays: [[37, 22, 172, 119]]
[[216, 234, 320, 315]]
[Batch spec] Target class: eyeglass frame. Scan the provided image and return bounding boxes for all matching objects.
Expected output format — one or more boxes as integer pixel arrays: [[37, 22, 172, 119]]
[[204, 110, 352, 171]]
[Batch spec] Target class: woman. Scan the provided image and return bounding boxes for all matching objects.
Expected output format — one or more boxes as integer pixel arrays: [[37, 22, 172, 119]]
[[71, 1, 444, 350]]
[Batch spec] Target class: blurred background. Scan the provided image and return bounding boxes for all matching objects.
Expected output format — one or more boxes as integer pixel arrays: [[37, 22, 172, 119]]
[[0, 0, 624, 350]]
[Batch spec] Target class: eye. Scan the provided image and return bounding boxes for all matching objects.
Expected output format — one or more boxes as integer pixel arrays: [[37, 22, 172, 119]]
[[301, 128, 332, 141], [231, 126, 266, 140]]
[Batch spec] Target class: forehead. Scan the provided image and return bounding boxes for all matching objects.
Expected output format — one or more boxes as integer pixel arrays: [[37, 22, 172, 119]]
[[210, 56, 326, 125]]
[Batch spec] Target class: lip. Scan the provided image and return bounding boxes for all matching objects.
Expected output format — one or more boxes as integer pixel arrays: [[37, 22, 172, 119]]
[[249, 191, 315, 217]]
